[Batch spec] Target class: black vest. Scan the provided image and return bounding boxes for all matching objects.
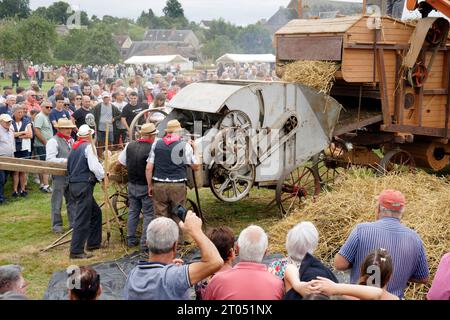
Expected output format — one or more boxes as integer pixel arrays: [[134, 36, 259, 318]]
[[12, 118, 29, 151], [67, 143, 96, 183], [153, 139, 187, 181], [126, 140, 153, 185]]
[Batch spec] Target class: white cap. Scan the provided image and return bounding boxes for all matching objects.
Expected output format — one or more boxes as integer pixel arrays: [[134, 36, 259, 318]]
[[0, 114, 13, 122], [101, 91, 111, 99], [77, 124, 95, 137], [145, 82, 154, 89]]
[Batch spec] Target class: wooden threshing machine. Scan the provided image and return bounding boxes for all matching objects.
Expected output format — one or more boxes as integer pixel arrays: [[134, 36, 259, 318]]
[[275, 14, 450, 182]]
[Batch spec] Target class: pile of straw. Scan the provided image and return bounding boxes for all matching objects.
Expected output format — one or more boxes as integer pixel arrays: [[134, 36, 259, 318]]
[[281, 60, 340, 94], [268, 170, 450, 300], [106, 152, 128, 183]]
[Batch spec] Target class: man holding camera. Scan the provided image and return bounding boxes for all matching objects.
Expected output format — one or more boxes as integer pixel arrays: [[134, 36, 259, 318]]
[[146, 120, 200, 221], [118, 123, 157, 251]]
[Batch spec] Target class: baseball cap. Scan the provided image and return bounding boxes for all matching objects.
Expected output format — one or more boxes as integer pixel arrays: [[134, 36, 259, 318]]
[[377, 189, 405, 211], [0, 114, 13, 122], [145, 82, 154, 90], [101, 91, 111, 99]]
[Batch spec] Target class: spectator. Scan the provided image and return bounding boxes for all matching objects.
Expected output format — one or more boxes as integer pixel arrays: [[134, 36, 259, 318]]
[[334, 189, 429, 299], [49, 96, 71, 134], [63, 98, 74, 116], [15, 87, 26, 104], [0, 265, 28, 300], [47, 77, 67, 98], [121, 92, 145, 135], [24, 90, 41, 114], [176, 75, 187, 88], [309, 249, 399, 300], [72, 96, 91, 129], [112, 91, 127, 148], [0, 95, 17, 116], [123, 213, 223, 300], [33, 101, 53, 193], [11, 69, 20, 88], [143, 82, 154, 105], [149, 93, 171, 124], [0, 114, 15, 204], [27, 65, 36, 81], [427, 253, 450, 300], [204, 225, 284, 300], [281, 222, 338, 300], [68, 78, 81, 95], [195, 227, 236, 300], [91, 92, 121, 157], [48, 85, 64, 108], [46, 119, 76, 234], [1, 86, 13, 104], [36, 67, 44, 89], [73, 93, 82, 111], [68, 266, 102, 300], [11, 104, 33, 197], [91, 85, 102, 103], [80, 83, 93, 99]]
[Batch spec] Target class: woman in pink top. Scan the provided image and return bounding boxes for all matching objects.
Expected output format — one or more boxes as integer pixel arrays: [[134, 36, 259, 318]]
[[427, 253, 450, 300]]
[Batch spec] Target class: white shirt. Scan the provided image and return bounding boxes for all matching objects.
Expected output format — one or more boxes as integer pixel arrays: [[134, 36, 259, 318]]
[[46, 136, 73, 164], [85, 144, 105, 181], [118, 144, 128, 166]]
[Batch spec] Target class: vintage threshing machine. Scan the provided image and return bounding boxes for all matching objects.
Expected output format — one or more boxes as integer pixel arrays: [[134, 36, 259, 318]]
[[275, 15, 450, 182], [130, 81, 342, 216]]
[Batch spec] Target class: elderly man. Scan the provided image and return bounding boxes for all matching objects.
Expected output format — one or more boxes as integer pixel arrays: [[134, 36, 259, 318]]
[[118, 123, 157, 251], [46, 118, 76, 233], [67, 125, 104, 259], [0, 95, 16, 116], [91, 92, 121, 157], [48, 84, 64, 108], [0, 265, 28, 300], [146, 120, 200, 220], [334, 189, 429, 299], [123, 212, 223, 300], [33, 101, 54, 193], [0, 114, 15, 204], [24, 90, 41, 114], [204, 225, 284, 300]]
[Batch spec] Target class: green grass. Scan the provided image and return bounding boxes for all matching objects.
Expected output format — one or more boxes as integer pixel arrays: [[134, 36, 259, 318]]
[[0, 178, 281, 299], [0, 79, 54, 95]]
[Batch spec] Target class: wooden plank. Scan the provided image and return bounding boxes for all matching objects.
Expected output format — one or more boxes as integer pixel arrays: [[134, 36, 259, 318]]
[[0, 162, 66, 175], [334, 114, 383, 136], [423, 89, 448, 95], [377, 48, 391, 125], [381, 124, 450, 137], [277, 36, 343, 61], [0, 156, 66, 170], [446, 50, 450, 139]]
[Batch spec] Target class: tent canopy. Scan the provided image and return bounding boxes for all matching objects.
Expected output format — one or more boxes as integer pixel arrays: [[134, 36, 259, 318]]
[[124, 55, 189, 65], [216, 53, 276, 64]]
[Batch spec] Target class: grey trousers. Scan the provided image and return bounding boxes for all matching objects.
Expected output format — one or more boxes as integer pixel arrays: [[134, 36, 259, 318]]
[[51, 175, 75, 231], [387, 0, 405, 19], [127, 183, 154, 249]]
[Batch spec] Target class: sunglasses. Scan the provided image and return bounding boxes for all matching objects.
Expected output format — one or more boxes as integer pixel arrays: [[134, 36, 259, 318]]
[[44, 106, 52, 109]]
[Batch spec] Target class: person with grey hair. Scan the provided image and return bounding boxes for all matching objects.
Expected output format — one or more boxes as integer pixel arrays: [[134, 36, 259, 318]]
[[123, 212, 223, 300], [48, 84, 64, 109], [334, 189, 429, 299], [204, 225, 284, 300], [0, 265, 28, 300]]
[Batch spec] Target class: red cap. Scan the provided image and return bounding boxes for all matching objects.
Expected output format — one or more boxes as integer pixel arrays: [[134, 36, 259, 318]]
[[378, 189, 405, 210]]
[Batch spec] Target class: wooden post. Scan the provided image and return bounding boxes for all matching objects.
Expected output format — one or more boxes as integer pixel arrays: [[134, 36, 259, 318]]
[[103, 123, 112, 245], [363, 0, 367, 15], [298, 0, 302, 18]]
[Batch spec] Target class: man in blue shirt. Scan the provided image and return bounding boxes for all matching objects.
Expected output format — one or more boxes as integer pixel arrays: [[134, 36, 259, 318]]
[[49, 96, 71, 134], [334, 189, 429, 299]]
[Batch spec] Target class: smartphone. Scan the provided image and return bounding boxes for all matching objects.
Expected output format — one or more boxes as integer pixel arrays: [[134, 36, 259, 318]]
[[173, 205, 187, 222]]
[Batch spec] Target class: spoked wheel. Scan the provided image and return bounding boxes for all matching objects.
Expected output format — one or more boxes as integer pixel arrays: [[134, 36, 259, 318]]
[[111, 189, 129, 219], [379, 149, 416, 175], [129, 108, 169, 141], [209, 163, 255, 202], [312, 143, 350, 190], [276, 166, 321, 217]]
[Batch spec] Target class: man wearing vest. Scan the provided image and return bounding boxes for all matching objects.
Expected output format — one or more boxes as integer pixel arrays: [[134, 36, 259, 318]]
[[146, 120, 200, 222], [118, 123, 157, 251], [67, 124, 105, 259], [46, 119, 76, 234]]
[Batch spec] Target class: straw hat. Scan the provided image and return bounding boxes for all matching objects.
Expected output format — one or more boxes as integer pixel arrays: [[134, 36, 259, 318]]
[[165, 120, 183, 133], [77, 124, 95, 137], [140, 123, 158, 135], [54, 118, 76, 129]]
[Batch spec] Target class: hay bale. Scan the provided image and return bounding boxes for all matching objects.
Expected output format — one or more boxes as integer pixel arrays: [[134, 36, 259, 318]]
[[267, 170, 450, 300], [106, 152, 128, 184], [281, 60, 340, 94]]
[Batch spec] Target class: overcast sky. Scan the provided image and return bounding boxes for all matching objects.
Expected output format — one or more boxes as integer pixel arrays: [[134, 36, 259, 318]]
[[29, 0, 298, 25]]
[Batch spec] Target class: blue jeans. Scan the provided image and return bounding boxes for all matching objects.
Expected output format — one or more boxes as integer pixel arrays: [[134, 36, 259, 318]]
[[97, 130, 113, 144], [0, 171, 6, 202]]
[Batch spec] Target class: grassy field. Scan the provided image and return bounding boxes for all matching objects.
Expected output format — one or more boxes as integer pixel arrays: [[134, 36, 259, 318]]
[[0, 79, 53, 95], [0, 178, 280, 300]]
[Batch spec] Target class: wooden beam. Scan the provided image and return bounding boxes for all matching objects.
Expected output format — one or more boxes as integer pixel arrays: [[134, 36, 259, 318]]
[[0, 156, 66, 169], [298, 0, 302, 18], [0, 162, 66, 176], [446, 50, 450, 139], [376, 48, 391, 125]]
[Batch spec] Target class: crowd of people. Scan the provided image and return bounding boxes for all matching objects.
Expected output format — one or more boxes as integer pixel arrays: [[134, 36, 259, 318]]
[[1, 189, 449, 300]]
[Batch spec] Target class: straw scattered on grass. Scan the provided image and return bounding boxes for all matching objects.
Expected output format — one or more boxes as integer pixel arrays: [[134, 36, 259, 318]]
[[268, 170, 450, 300]]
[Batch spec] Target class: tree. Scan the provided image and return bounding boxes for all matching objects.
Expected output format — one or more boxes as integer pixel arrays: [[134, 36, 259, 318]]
[[163, 0, 184, 19], [137, 9, 155, 28], [0, 16, 56, 71], [0, 0, 30, 19], [201, 35, 238, 61], [44, 1, 70, 25], [237, 24, 274, 54], [204, 19, 241, 42], [77, 25, 120, 65], [54, 29, 89, 62]]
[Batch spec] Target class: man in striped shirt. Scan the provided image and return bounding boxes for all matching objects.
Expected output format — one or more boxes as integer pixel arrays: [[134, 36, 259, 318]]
[[334, 189, 429, 299]]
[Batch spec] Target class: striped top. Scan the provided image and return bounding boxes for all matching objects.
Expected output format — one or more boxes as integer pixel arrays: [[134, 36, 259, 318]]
[[339, 217, 429, 299]]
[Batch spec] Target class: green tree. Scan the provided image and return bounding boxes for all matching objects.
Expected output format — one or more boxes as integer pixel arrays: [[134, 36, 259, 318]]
[[77, 25, 120, 65], [204, 19, 241, 42], [163, 0, 184, 19], [201, 35, 238, 61], [137, 9, 155, 28], [44, 1, 70, 25], [54, 29, 89, 62], [237, 24, 274, 54], [0, 0, 30, 19], [0, 16, 56, 70]]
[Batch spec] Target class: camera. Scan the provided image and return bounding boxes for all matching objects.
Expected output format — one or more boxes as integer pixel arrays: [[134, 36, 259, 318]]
[[173, 205, 187, 222]]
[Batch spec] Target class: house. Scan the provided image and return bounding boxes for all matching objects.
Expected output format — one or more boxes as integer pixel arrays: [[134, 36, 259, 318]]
[[113, 35, 133, 59], [125, 29, 202, 61]]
